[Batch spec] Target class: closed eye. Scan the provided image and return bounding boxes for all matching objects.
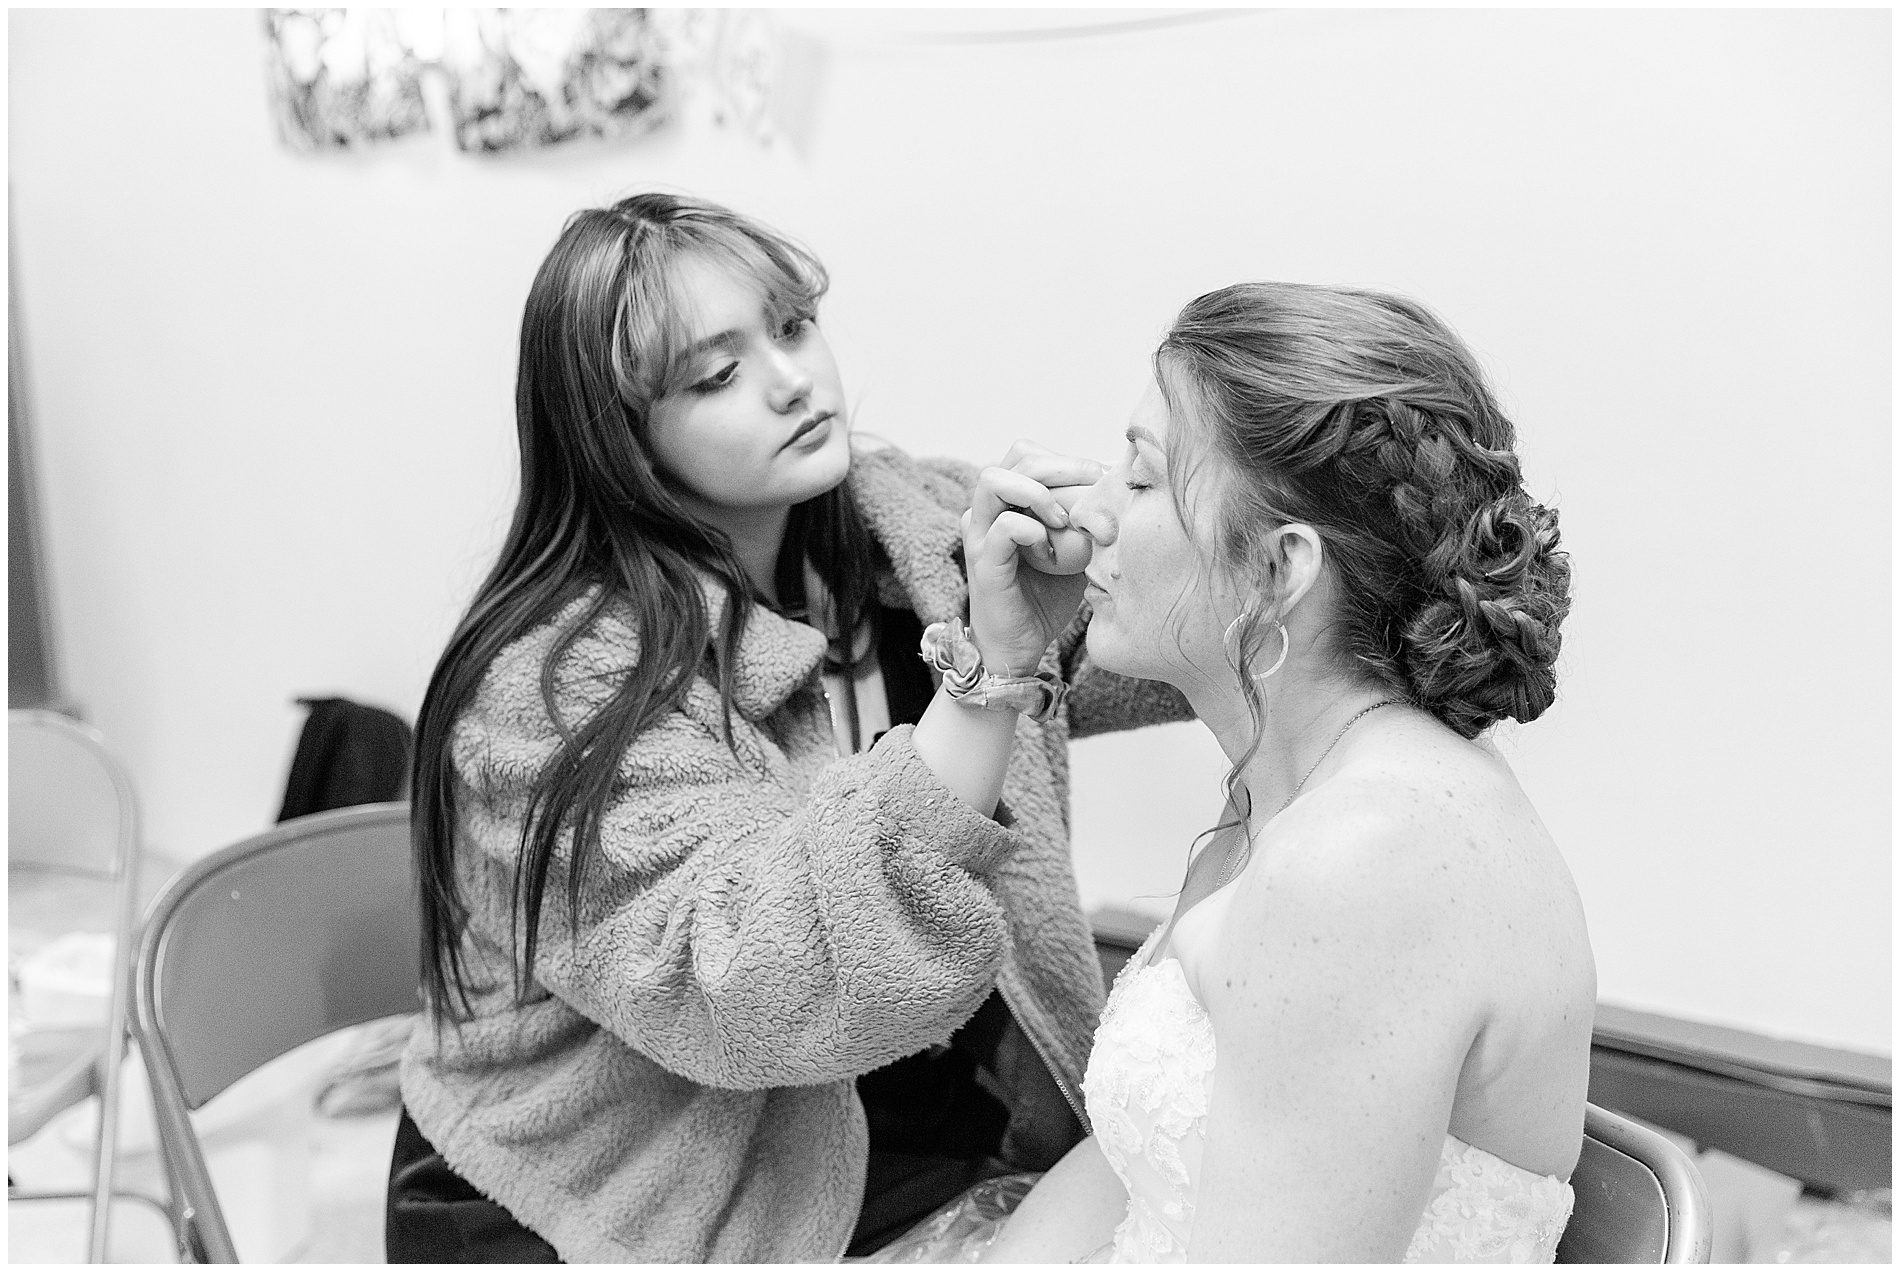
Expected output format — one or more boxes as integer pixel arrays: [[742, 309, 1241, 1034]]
[[691, 362, 739, 394], [1122, 441, 1156, 491]]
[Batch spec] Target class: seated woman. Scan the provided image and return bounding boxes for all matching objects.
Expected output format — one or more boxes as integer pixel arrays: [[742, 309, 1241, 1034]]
[[876, 281, 1594, 1263]]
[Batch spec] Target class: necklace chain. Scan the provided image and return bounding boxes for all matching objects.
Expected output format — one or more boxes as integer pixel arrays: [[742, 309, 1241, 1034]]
[[1213, 698, 1406, 891], [1279, 698, 1406, 816]]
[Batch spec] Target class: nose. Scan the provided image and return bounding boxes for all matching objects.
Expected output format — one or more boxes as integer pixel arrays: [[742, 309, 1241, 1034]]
[[767, 348, 814, 414], [1070, 472, 1117, 547]]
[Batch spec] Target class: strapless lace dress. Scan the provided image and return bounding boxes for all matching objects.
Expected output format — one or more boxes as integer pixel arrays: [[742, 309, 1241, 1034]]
[[1085, 931, 1575, 1263], [860, 931, 1574, 1264]]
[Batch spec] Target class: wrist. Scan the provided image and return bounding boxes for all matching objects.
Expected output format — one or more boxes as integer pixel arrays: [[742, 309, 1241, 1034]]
[[966, 622, 1044, 680], [920, 617, 1066, 725], [974, 644, 1034, 679]]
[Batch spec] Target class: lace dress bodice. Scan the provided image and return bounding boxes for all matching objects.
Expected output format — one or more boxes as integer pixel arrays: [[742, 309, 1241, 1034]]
[[1080, 932, 1576, 1263]]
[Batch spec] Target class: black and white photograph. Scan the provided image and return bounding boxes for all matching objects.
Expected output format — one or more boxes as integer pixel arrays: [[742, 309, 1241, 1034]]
[[7, 6, 1890, 1265]]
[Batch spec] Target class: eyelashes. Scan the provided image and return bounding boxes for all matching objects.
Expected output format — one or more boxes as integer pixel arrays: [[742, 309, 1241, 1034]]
[[690, 363, 738, 394], [1121, 438, 1159, 491], [689, 312, 817, 394]]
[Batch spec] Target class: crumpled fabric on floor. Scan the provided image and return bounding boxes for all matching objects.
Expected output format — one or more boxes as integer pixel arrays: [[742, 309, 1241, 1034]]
[[1765, 1189, 1892, 1263], [316, 1015, 415, 1118], [852, 1172, 1039, 1263]]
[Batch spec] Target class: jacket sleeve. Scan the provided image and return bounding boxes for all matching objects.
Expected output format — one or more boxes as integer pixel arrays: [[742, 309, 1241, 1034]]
[[453, 637, 1019, 1091]]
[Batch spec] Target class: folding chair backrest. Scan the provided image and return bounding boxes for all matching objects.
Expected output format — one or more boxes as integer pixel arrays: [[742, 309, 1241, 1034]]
[[9, 708, 136, 877], [1557, 1102, 1713, 1263], [135, 802, 419, 1110]]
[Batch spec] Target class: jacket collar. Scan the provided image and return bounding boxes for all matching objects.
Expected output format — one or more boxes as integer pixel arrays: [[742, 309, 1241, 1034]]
[[718, 446, 967, 722]]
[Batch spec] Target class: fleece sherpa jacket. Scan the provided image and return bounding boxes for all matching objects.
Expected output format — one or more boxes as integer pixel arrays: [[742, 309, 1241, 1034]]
[[399, 443, 1192, 1263]]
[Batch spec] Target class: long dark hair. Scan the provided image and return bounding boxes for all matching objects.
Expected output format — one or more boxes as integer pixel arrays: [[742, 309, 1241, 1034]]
[[413, 192, 878, 1020]]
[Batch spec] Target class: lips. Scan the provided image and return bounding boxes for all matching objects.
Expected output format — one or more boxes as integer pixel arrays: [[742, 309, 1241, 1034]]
[[783, 411, 834, 450]]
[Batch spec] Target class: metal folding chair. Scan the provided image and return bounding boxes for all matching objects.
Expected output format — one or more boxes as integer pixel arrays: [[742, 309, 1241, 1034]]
[[7, 708, 149, 1261], [131, 801, 418, 1262], [1557, 1101, 1714, 1263]]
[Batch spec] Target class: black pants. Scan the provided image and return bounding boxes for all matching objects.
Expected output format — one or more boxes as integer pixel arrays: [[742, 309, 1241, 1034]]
[[386, 1107, 562, 1263], [384, 1110, 1005, 1263], [386, 1000, 1015, 1262]]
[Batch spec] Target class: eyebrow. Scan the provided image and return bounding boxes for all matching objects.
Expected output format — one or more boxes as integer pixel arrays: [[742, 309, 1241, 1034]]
[[683, 328, 745, 360], [1125, 425, 1164, 450]]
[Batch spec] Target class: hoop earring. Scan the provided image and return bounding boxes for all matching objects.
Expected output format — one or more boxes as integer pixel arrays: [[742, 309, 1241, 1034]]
[[1221, 610, 1254, 669], [1224, 612, 1291, 680], [1221, 611, 1247, 653], [1253, 621, 1291, 680]]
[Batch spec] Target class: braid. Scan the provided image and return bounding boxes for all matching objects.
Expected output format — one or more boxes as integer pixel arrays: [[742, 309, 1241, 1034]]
[[1403, 491, 1570, 737], [1158, 282, 1573, 739], [1341, 398, 1570, 738]]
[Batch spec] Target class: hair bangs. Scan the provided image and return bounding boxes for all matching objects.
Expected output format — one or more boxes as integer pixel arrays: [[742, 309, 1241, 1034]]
[[608, 219, 830, 412], [1154, 349, 1287, 589], [415, 191, 873, 1025]]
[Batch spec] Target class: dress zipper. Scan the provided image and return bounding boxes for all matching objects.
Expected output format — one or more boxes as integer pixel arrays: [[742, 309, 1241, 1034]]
[[999, 982, 1089, 1134], [833, 994, 1086, 1262]]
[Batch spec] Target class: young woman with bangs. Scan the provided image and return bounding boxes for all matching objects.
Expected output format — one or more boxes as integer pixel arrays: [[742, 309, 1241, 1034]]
[[385, 192, 1189, 1262]]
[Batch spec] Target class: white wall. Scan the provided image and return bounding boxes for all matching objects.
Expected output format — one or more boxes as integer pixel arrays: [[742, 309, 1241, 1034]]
[[9, 9, 1889, 1053]]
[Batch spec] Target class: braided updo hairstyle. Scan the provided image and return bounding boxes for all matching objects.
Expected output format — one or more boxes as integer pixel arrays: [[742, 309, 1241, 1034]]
[[1156, 281, 1571, 740]]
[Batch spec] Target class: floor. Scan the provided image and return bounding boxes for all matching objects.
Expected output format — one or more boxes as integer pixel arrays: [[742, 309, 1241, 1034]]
[[8, 1024, 400, 1263], [10, 849, 397, 1264], [9, 888, 1889, 1263], [13, 1040, 1891, 1263]]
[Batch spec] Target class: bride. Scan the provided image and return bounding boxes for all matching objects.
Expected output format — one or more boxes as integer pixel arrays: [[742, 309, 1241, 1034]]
[[879, 281, 1594, 1263]]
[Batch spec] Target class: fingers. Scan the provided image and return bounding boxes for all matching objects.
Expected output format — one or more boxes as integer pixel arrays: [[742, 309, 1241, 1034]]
[[992, 509, 1052, 551], [970, 466, 1073, 535], [964, 503, 1089, 576], [1048, 484, 1089, 515], [961, 507, 1050, 561], [962, 507, 1053, 584], [1037, 525, 1094, 576], [960, 505, 1087, 674], [1019, 454, 1108, 490], [998, 438, 1048, 468], [997, 512, 1070, 576], [998, 439, 1107, 490]]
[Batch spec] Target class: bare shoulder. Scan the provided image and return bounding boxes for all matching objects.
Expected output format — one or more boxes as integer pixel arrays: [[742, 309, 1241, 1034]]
[[1215, 779, 1467, 987], [1216, 727, 1591, 1011], [1190, 719, 1595, 1175], [1280, 727, 1568, 886]]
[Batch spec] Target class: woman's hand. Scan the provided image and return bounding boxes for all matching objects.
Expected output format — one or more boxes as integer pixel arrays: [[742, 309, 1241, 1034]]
[[1030, 482, 1096, 577], [961, 441, 1105, 676]]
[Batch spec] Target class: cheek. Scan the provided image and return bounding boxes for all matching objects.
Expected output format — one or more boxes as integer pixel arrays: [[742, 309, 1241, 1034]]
[[804, 331, 845, 390], [1121, 514, 1192, 592], [1125, 519, 1211, 645], [651, 409, 761, 492]]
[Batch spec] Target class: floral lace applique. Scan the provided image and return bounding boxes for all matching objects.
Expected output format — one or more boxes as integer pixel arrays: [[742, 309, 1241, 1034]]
[[1401, 1136, 1577, 1264], [1083, 937, 1215, 1264]]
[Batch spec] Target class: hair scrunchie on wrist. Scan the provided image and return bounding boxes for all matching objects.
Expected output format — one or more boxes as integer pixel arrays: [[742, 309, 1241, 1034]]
[[919, 616, 1067, 725]]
